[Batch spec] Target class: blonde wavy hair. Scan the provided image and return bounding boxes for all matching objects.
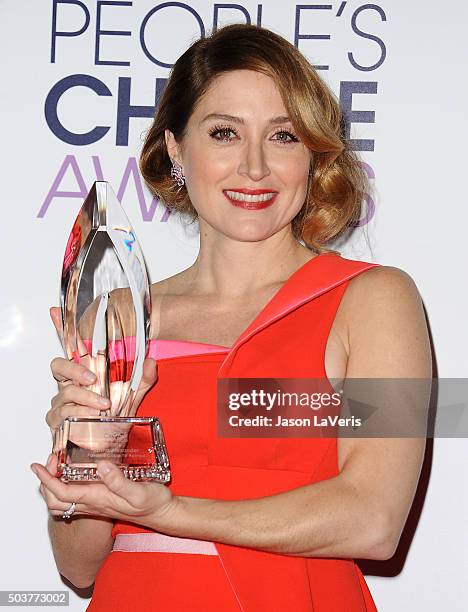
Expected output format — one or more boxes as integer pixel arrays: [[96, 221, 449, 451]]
[[140, 23, 368, 253]]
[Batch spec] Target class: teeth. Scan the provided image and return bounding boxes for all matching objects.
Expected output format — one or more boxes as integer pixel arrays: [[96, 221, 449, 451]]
[[225, 190, 276, 203]]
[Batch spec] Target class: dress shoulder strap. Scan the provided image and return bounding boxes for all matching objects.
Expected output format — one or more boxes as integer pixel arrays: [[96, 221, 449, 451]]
[[218, 253, 380, 377]]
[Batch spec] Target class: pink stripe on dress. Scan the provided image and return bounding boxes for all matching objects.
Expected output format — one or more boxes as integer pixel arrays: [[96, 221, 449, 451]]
[[113, 533, 219, 555], [149, 338, 229, 359], [83, 337, 229, 361]]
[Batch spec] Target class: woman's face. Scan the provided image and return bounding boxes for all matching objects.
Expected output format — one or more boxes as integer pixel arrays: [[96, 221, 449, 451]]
[[165, 69, 312, 243]]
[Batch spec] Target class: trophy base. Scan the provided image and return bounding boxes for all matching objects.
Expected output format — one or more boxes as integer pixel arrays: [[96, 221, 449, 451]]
[[60, 464, 171, 483], [54, 416, 171, 484]]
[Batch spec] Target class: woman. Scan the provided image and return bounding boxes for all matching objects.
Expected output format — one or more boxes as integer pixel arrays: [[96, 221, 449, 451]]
[[31, 23, 432, 611]]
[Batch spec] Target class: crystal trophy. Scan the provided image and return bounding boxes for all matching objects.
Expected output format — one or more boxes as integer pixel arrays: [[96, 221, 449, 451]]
[[53, 181, 170, 483]]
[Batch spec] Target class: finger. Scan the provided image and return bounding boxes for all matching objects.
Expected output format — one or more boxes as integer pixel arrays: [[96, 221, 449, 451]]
[[39, 481, 61, 510], [50, 356, 96, 386], [52, 385, 111, 411], [96, 462, 142, 504], [76, 352, 109, 399], [45, 453, 57, 476], [132, 359, 158, 410], [109, 380, 125, 414], [30, 462, 86, 505], [57, 379, 74, 390], [46, 404, 104, 428], [50, 307, 63, 341], [76, 322, 91, 362], [136, 359, 158, 399], [142, 358, 158, 388], [39, 483, 83, 518], [90, 352, 108, 398], [33, 460, 99, 517], [34, 463, 129, 521], [38, 472, 65, 509]]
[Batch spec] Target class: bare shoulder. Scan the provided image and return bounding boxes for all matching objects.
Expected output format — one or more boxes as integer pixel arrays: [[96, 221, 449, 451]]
[[339, 265, 425, 335], [338, 264, 432, 378], [344, 264, 422, 308], [343, 264, 426, 329]]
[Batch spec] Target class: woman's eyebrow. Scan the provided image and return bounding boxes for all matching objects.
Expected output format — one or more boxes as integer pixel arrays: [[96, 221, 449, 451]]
[[199, 113, 291, 126]]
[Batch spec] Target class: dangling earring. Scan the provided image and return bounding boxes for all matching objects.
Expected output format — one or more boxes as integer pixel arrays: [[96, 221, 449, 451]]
[[170, 159, 185, 189]]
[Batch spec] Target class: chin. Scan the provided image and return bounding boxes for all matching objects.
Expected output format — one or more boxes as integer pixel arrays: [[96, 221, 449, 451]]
[[224, 226, 278, 243], [199, 215, 282, 243]]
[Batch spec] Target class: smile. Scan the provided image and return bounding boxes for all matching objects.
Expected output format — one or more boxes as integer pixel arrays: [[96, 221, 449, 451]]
[[223, 189, 278, 210]]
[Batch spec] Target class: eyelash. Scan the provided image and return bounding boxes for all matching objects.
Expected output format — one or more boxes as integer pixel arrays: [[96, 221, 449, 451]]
[[208, 124, 299, 144]]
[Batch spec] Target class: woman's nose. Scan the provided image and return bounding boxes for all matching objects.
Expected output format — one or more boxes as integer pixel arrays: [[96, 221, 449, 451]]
[[237, 141, 271, 181]]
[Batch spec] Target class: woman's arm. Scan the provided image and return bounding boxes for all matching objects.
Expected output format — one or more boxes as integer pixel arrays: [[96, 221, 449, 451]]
[[40, 308, 155, 588], [48, 510, 114, 589], [144, 266, 432, 560], [33, 267, 432, 562]]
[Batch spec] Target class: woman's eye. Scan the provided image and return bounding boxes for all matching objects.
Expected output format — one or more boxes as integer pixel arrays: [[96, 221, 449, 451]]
[[272, 130, 299, 144], [209, 127, 237, 142]]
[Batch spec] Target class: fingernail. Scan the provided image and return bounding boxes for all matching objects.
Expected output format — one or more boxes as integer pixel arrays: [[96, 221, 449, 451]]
[[30, 465, 38, 476], [98, 397, 110, 407], [83, 371, 96, 384]]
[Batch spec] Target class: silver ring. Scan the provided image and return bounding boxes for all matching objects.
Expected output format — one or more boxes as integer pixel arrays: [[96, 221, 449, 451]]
[[62, 502, 76, 520]]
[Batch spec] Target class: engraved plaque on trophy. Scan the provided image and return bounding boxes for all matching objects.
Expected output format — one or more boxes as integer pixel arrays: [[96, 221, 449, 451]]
[[53, 181, 170, 483]]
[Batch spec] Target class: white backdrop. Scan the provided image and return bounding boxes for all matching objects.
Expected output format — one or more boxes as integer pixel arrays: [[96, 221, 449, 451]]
[[1, 1, 467, 610]]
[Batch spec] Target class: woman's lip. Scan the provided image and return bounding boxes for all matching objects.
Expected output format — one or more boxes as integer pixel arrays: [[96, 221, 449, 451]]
[[223, 191, 278, 210], [223, 188, 278, 195]]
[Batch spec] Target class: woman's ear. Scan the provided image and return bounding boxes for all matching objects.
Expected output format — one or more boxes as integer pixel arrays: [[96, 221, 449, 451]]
[[165, 129, 183, 166]]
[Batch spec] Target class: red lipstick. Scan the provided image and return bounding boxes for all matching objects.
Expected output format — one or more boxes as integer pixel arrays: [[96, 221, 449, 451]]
[[223, 189, 278, 210]]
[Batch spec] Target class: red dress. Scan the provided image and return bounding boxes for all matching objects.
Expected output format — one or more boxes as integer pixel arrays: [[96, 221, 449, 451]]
[[87, 253, 380, 611]]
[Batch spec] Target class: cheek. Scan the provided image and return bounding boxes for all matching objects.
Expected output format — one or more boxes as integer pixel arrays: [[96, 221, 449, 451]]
[[283, 153, 310, 179], [269, 148, 309, 178], [182, 151, 228, 213], [183, 144, 230, 181], [276, 162, 310, 200]]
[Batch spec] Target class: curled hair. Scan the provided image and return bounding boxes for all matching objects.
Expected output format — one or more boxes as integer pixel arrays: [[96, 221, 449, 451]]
[[140, 23, 368, 253]]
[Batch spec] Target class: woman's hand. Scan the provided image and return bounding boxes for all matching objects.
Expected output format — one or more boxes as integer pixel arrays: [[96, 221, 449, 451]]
[[31, 453, 175, 527], [46, 307, 158, 447]]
